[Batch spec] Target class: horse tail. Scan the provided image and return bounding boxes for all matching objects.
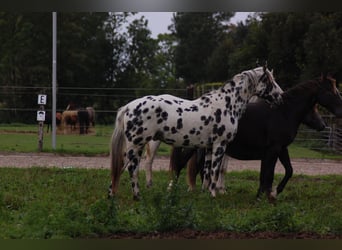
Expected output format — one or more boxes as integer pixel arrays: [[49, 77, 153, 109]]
[[110, 107, 127, 196], [187, 149, 205, 190], [187, 150, 198, 190], [169, 147, 182, 177]]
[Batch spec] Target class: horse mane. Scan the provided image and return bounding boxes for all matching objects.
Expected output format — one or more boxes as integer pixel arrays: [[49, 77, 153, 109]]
[[282, 78, 320, 101]]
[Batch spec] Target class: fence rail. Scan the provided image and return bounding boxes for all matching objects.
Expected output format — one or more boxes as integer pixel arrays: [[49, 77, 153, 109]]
[[1, 85, 342, 154]]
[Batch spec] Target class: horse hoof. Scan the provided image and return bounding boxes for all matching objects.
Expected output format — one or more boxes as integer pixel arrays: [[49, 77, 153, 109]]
[[210, 190, 217, 198], [218, 187, 227, 194], [107, 184, 114, 199], [133, 194, 140, 201], [267, 191, 277, 204], [146, 181, 153, 188]]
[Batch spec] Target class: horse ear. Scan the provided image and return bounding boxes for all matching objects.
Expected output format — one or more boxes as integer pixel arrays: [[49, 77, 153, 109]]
[[263, 61, 268, 72]]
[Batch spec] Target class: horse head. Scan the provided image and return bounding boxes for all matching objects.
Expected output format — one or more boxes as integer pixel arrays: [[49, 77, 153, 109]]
[[252, 65, 283, 105], [317, 73, 342, 118], [302, 104, 326, 131]]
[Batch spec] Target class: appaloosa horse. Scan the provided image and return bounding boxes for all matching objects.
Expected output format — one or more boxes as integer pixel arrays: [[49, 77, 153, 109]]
[[169, 74, 342, 201], [109, 65, 283, 200]]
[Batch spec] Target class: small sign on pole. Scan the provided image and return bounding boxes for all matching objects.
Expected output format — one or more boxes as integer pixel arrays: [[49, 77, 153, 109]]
[[38, 94, 47, 105], [37, 94, 47, 152], [37, 111, 46, 122]]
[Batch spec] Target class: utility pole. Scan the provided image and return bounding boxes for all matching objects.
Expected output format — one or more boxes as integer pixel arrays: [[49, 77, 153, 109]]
[[52, 12, 57, 149]]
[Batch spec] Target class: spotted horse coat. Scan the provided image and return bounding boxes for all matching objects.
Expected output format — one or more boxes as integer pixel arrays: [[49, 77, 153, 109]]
[[109, 66, 283, 200]]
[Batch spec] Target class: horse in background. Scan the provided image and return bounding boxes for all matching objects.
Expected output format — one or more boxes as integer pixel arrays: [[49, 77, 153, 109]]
[[78, 109, 90, 134], [45, 112, 62, 133], [61, 110, 78, 134], [86, 107, 95, 127], [62, 101, 95, 134]]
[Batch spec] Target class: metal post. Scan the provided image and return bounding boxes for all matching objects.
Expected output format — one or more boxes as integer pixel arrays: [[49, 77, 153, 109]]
[[52, 12, 57, 149]]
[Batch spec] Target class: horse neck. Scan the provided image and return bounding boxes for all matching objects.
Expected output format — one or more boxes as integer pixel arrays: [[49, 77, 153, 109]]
[[220, 74, 256, 119], [280, 81, 318, 125]]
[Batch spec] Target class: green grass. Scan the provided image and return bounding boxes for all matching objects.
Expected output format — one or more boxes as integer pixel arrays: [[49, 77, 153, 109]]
[[0, 124, 172, 156], [0, 168, 341, 239]]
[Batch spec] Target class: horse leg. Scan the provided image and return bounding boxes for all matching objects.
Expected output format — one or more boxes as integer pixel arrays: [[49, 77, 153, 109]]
[[186, 149, 199, 191], [201, 147, 212, 191], [276, 147, 293, 196], [208, 144, 226, 197], [217, 155, 228, 194], [126, 147, 143, 200], [168, 147, 196, 190], [257, 150, 278, 202], [144, 140, 161, 188]]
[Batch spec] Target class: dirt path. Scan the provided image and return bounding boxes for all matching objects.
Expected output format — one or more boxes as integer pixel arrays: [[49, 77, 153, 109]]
[[0, 152, 341, 176]]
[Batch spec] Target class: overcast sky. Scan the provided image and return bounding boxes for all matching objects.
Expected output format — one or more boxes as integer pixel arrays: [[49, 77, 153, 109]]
[[137, 12, 253, 38]]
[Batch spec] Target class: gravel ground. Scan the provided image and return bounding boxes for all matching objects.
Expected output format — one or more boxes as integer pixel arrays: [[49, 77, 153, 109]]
[[0, 152, 341, 176]]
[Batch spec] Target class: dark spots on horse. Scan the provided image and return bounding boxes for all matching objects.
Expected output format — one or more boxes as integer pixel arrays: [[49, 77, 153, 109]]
[[202, 116, 213, 126], [165, 138, 176, 144], [213, 124, 226, 136], [136, 127, 144, 135], [214, 109, 222, 123], [155, 107, 162, 114], [189, 128, 196, 135], [214, 146, 225, 157], [171, 127, 177, 134], [127, 149, 135, 160], [230, 117, 235, 124], [185, 105, 199, 112], [142, 108, 149, 114], [183, 139, 190, 146], [163, 126, 170, 131], [177, 118, 183, 129], [145, 136, 152, 142], [183, 135, 189, 139], [226, 132, 232, 140], [173, 99, 183, 105], [133, 137, 143, 145], [157, 118, 163, 124], [176, 107, 183, 116], [225, 96, 231, 108], [153, 131, 164, 141], [164, 100, 172, 105], [127, 120, 134, 130], [147, 116, 151, 120], [161, 111, 168, 121]]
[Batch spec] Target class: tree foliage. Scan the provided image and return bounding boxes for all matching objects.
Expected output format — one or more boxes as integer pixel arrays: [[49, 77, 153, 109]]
[[1, 12, 342, 123]]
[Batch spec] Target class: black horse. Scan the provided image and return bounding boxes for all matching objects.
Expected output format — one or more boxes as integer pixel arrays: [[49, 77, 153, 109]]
[[77, 109, 90, 134], [169, 74, 342, 201]]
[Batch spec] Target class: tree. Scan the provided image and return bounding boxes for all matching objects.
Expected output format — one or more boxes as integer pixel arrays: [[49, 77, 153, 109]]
[[0, 13, 51, 122], [170, 12, 234, 84]]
